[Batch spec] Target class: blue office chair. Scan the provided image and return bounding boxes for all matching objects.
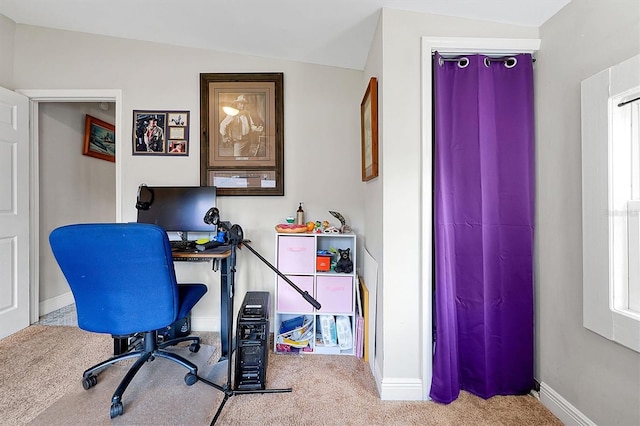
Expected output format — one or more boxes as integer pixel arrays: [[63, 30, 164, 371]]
[[49, 223, 208, 419]]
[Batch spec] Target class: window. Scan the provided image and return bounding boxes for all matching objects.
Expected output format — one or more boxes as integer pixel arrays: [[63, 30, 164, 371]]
[[611, 93, 640, 315], [582, 54, 640, 353]]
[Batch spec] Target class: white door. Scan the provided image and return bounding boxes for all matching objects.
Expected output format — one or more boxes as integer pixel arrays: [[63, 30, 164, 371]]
[[0, 87, 30, 339]]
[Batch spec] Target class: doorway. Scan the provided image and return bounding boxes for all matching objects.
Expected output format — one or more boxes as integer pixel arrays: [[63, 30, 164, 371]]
[[18, 89, 123, 323], [419, 38, 540, 399]]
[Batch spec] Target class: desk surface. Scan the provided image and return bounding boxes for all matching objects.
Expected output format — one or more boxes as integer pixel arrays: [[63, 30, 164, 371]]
[[172, 249, 231, 259]]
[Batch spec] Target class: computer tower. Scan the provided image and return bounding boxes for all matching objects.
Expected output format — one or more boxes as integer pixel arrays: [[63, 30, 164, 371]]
[[234, 291, 270, 391]]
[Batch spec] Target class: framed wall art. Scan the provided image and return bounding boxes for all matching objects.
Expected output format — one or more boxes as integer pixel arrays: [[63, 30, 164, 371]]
[[361, 77, 378, 181], [200, 72, 284, 195], [132, 110, 190, 156], [83, 115, 115, 162]]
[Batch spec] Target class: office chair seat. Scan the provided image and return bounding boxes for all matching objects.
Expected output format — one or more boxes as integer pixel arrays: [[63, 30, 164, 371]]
[[49, 223, 208, 419]]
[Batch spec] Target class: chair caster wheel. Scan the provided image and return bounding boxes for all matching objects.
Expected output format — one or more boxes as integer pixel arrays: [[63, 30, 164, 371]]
[[184, 372, 198, 386], [82, 375, 97, 390], [189, 342, 200, 353], [110, 401, 123, 418]]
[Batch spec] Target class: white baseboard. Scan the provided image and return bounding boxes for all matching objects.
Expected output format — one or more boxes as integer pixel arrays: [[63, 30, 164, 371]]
[[378, 376, 424, 400], [540, 381, 596, 426], [39, 291, 74, 316], [371, 354, 423, 400]]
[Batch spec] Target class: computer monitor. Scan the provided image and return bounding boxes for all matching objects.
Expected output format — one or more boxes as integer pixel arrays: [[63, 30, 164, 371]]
[[136, 186, 217, 234]]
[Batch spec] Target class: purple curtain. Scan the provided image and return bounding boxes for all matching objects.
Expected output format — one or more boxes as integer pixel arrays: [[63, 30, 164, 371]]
[[430, 53, 535, 404]]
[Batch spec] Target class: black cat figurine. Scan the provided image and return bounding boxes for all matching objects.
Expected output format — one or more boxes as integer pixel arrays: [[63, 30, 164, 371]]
[[334, 248, 353, 273]]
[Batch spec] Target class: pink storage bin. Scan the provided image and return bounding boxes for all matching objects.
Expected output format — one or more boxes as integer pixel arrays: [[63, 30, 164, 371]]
[[316, 276, 353, 314], [277, 275, 314, 313], [277, 236, 315, 273]]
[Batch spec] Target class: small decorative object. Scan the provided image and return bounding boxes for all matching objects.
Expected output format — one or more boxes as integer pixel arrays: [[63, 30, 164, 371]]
[[296, 202, 305, 225], [275, 223, 308, 233], [83, 115, 115, 162], [334, 248, 353, 274], [285, 216, 295, 224], [132, 110, 190, 156], [329, 210, 352, 233]]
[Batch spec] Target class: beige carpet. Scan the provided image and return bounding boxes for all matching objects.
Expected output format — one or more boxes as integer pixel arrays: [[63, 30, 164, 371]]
[[0, 325, 562, 425], [31, 341, 220, 425]]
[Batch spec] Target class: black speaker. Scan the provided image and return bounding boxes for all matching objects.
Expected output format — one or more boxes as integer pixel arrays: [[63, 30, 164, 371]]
[[234, 291, 270, 391]]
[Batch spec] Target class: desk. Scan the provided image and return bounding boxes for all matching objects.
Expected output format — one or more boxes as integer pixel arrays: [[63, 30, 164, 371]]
[[113, 247, 235, 360]]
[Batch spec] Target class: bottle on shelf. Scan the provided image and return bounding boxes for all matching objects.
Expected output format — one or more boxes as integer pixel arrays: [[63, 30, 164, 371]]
[[296, 202, 305, 225]]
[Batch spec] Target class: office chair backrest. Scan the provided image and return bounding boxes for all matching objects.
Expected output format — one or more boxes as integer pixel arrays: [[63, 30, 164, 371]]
[[49, 223, 180, 336]]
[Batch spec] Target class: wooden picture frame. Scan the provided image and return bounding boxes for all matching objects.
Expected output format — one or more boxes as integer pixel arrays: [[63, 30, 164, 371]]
[[83, 115, 115, 162], [361, 77, 378, 181], [132, 110, 190, 156], [200, 72, 284, 195]]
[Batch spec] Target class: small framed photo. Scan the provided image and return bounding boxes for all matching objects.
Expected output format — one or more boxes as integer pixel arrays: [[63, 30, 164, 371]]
[[132, 110, 190, 156], [361, 77, 378, 181], [83, 115, 115, 162], [168, 140, 187, 154]]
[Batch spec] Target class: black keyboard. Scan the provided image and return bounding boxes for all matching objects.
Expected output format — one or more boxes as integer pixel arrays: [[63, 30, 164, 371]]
[[170, 240, 196, 251]]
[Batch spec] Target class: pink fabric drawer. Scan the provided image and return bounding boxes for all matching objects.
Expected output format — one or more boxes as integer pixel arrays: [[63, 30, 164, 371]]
[[277, 236, 315, 273], [316, 276, 353, 314], [277, 275, 314, 313]]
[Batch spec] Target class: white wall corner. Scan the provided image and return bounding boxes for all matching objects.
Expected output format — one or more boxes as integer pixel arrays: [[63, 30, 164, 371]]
[[373, 355, 384, 397], [539, 382, 596, 426], [378, 377, 423, 401], [39, 291, 75, 316]]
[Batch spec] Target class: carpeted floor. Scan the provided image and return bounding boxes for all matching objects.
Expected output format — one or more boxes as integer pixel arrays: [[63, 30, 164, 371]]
[[0, 324, 563, 425], [31, 338, 221, 425]]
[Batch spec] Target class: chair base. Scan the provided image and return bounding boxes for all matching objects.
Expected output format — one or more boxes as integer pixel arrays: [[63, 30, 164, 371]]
[[83, 330, 201, 419]]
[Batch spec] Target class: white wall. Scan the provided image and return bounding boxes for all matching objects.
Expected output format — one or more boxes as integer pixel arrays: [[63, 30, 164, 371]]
[[536, 1, 640, 424], [12, 25, 364, 330], [0, 14, 14, 88], [362, 10, 384, 387], [38, 102, 116, 303]]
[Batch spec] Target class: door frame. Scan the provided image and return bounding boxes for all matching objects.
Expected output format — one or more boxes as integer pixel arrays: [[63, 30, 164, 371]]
[[16, 89, 123, 323], [419, 37, 540, 399]]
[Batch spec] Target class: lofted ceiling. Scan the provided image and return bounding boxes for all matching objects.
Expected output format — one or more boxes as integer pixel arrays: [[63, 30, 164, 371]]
[[0, 0, 571, 70]]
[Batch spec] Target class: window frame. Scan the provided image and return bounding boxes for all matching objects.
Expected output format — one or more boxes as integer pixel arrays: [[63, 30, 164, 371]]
[[582, 53, 640, 353]]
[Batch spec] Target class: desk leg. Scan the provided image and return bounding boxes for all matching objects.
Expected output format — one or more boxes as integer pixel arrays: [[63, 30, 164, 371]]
[[219, 250, 235, 361]]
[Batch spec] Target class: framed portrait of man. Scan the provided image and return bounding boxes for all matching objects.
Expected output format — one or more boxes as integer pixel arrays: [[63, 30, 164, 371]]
[[200, 73, 284, 195]]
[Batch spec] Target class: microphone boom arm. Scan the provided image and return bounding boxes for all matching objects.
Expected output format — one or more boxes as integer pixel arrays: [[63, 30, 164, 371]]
[[241, 240, 321, 310]]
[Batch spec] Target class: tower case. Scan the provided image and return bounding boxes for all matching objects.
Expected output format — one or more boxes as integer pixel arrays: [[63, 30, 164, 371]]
[[234, 291, 270, 390]]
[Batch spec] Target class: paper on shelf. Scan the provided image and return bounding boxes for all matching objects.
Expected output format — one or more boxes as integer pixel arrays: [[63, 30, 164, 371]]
[[276, 316, 313, 348], [336, 315, 352, 350], [319, 315, 338, 347]]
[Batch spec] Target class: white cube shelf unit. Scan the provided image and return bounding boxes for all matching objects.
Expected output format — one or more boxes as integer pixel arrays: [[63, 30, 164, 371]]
[[273, 232, 356, 355]]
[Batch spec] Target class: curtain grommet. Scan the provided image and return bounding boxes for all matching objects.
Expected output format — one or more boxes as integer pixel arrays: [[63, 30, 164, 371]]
[[505, 57, 517, 68], [457, 57, 469, 69]]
